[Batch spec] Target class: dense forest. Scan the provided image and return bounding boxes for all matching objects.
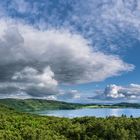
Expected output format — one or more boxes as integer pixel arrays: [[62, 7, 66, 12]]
[[1, 103, 140, 140]]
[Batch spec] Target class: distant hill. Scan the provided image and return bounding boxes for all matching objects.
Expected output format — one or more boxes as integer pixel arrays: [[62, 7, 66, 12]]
[[1, 99, 140, 113], [113, 102, 140, 108], [0, 98, 82, 112], [0, 103, 17, 114]]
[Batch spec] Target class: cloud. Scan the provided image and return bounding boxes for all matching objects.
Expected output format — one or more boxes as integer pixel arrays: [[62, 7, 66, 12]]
[[11, 66, 58, 97], [0, 19, 134, 83], [9, 0, 31, 14], [12, 66, 58, 89], [0, 93, 31, 99], [1, 0, 140, 53], [58, 90, 80, 100], [70, 0, 140, 51], [104, 84, 126, 99], [0, 1, 138, 99], [0, 1, 136, 100], [0, 19, 134, 98], [0, 81, 80, 100], [93, 84, 140, 101]]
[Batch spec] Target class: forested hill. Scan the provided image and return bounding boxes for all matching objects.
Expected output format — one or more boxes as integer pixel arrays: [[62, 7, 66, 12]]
[[0, 98, 83, 112], [1, 103, 140, 139], [113, 102, 140, 108], [0, 98, 140, 112], [1, 99, 140, 113]]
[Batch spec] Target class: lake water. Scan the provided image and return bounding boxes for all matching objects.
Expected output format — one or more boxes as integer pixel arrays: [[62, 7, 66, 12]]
[[37, 108, 140, 118]]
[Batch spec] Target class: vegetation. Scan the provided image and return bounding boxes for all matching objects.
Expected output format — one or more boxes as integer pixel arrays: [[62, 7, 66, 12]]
[[0, 99, 83, 112], [1, 99, 140, 113], [1, 103, 140, 140], [113, 102, 140, 108], [84, 102, 140, 109]]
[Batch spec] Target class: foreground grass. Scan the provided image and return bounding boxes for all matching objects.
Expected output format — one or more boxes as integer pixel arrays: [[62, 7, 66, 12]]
[[1, 104, 140, 140]]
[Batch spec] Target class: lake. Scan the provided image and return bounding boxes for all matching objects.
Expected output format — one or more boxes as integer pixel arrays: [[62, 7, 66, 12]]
[[36, 108, 140, 118]]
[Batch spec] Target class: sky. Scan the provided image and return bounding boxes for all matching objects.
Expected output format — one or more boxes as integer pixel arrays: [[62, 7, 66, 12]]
[[0, 0, 140, 103]]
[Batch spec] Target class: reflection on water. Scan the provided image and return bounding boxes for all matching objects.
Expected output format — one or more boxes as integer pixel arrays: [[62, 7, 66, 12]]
[[37, 108, 140, 118]]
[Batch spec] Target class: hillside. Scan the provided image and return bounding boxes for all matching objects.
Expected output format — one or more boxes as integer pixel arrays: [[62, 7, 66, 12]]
[[0, 98, 82, 112], [1, 103, 140, 139], [1, 99, 140, 113], [113, 102, 140, 108]]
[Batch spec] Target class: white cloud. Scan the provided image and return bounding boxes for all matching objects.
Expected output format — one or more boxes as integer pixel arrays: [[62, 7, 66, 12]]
[[0, 18, 135, 98], [94, 84, 140, 101], [0, 19, 134, 84], [104, 84, 125, 98], [1, 0, 140, 53], [12, 66, 58, 88], [58, 90, 81, 100], [64, 0, 140, 51], [0, 91, 32, 99], [11, 66, 58, 97], [44, 95, 57, 100], [0, 1, 138, 100]]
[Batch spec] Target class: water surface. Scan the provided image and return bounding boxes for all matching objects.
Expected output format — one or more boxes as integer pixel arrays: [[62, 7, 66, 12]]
[[36, 108, 140, 118]]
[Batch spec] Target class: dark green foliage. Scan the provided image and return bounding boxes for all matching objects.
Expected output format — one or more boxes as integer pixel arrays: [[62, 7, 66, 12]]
[[0, 99, 83, 112], [113, 102, 140, 108], [1, 104, 140, 140]]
